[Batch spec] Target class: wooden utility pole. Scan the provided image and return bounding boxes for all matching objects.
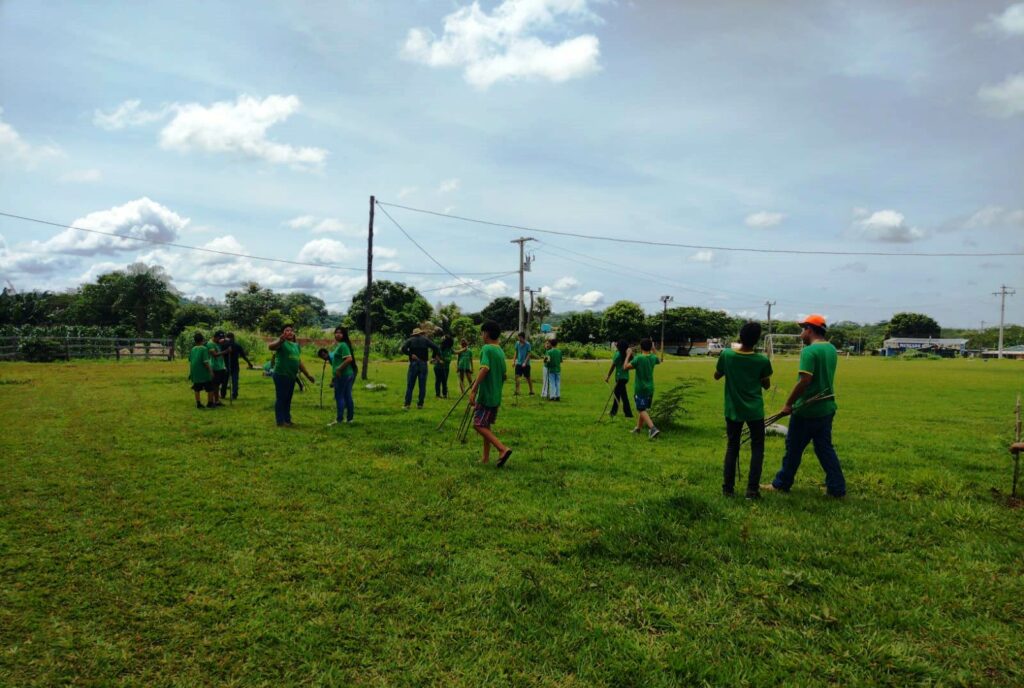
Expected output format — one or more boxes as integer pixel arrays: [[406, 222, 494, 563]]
[[765, 300, 776, 359], [992, 285, 1015, 359], [659, 295, 673, 362], [361, 195, 374, 380], [525, 287, 541, 334], [510, 237, 535, 333]]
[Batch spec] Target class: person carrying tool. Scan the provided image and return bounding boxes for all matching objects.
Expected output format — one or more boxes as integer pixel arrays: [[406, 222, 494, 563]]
[[763, 314, 847, 498], [401, 327, 440, 410]]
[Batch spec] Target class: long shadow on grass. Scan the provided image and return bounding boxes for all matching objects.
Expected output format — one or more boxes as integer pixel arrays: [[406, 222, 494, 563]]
[[572, 494, 724, 570]]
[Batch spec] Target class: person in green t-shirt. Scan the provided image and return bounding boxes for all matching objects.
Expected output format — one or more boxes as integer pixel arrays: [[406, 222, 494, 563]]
[[317, 326, 358, 426], [204, 332, 227, 407], [764, 314, 846, 498], [187, 332, 215, 409], [268, 323, 316, 427], [604, 339, 633, 419], [433, 335, 454, 399], [714, 322, 773, 498], [543, 339, 563, 401], [624, 338, 661, 439], [469, 321, 512, 467], [456, 339, 474, 393]]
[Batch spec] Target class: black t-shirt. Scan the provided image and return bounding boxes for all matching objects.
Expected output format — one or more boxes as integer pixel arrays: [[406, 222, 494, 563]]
[[220, 341, 248, 369], [400, 335, 439, 362]]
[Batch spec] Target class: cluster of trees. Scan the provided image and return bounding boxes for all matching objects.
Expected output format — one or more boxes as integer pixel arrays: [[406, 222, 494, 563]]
[[2, 270, 1019, 353]]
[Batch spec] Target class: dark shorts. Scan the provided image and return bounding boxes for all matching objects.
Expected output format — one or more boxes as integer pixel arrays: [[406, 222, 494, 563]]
[[473, 404, 499, 429], [192, 381, 214, 392], [515, 363, 531, 377], [634, 394, 653, 412], [214, 369, 228, 385]]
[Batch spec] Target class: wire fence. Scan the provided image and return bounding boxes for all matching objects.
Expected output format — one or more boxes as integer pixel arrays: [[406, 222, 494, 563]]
[[0, 336, 175, 362]]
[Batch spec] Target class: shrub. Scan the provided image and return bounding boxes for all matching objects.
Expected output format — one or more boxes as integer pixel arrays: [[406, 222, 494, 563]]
[[17, 335, 67, 362], [649, 382, 696, 428]]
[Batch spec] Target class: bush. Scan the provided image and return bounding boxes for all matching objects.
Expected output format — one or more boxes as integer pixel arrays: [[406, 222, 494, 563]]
[[898, 350, 942, 361], [17, 335, 67, 362], [649, 382, 696, 428]]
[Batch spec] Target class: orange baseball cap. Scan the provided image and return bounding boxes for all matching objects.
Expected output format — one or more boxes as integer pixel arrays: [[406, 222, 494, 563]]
[[799, 314, 827, 329]]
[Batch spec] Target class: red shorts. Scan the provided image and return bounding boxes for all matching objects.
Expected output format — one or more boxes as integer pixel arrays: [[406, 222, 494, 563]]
[[472, 404, 499, 429]]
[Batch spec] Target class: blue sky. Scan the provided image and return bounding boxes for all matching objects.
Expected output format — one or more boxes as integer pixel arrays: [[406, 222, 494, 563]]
[[1, 0, 1021, 327]]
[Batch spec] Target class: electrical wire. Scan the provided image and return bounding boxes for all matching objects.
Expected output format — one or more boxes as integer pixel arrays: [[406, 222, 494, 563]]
[[0, 210, 505, 276], [374, 202, 498, 299], [376, 201, 1024, 258]]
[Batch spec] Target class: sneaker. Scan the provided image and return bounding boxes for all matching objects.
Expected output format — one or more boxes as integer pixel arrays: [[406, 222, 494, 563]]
[[630, 427, 641, 434], [760, 483, 789, 493], [416, 405, 424, 410], [327, 420, 339, 427], [403, 405, 410, 411], [196, 402, 205, 409], [745, 490, 761, 500], [648, 427, 661, 440], [529, 392, 535, 396]]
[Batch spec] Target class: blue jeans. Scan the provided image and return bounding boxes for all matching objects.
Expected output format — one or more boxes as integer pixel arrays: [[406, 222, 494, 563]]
[[334, 374, 355, 422], [405, 360, 429, 407], [547, 371, 561, 398], [272, 373, 295, 425], [772, 413, 846, 496]]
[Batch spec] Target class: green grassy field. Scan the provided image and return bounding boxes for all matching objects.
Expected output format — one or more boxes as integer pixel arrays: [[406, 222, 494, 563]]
[[1, 356, 1022, 686]]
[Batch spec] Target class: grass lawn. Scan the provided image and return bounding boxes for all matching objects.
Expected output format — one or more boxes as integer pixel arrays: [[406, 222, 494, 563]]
[[1, 356, 1022, 686]]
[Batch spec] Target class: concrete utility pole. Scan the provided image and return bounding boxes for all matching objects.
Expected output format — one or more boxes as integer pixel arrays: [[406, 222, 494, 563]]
[[765, 300, 776, 359], [511, 237, 535, 333], [993, 285, 1016, 359], [525, 287, 541, 334], [361, 195, 375, 379], [659, 295, 673, 362]]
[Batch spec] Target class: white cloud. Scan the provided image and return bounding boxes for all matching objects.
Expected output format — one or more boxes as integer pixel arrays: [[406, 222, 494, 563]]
[[296, 238, 357, 265], [572, 290, 604, 307], [438, 177, 460, 193], [397, 186, 418, 200], [286, 215, 363, 236], [988, 3, 1024, 36], [978, 73, 1024, 117], [552, 276, 579, 290], [0, 107, 63, 168], [195, 235, 246, 265], [851, 209, 926, 243], [401, 0, 602, 89], [964, 205, 1024, 229], [58, 168, 102, 183], [689, 250, 715, 263], [431, 278, 509, 298], [93, 100, 169, 130], [34, 197, 188, 256], [745, 211, 785, 228], [158, 95, 327, 169]]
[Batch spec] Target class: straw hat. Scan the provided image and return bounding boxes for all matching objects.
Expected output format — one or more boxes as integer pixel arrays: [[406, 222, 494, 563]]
[[411, 327, 424, 335]]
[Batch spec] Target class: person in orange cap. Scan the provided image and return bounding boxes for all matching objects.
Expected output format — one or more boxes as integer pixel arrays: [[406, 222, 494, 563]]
[[763, 314, 847, 497]]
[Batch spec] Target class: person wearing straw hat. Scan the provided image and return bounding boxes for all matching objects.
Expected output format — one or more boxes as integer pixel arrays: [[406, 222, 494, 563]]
[[763, 314, 847, 498], [400, 326, 440, 410]]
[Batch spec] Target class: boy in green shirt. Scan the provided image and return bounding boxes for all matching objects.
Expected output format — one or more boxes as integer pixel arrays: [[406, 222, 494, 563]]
[[456, 339, 473, 394], [604, 340, 633, 418], [543, 339, 562, 401], [765, 314, 846, 498], [188, 332, 215, 409], [624, 338, 661, 439], [469, 321, 512, 467], [205, 332, 227, 407], [714, 322, 773, 498]]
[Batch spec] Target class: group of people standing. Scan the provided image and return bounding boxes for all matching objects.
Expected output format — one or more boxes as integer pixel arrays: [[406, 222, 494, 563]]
[[185, 312, 847, 496]]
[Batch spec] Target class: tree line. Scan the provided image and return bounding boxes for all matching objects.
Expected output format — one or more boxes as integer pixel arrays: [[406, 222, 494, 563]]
[[1, 264, 1017, 351]]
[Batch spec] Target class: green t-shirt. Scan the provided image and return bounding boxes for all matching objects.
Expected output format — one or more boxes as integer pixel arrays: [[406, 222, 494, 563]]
[[189, 345, 212, 383], [331, 341, 355, 379], [716, 348, 773, 422], [274, 340, 301, 379], [631, 353, 659, 398], [545, 348, 562, 373], [477, 344, 506, 408], [439, 345, 453, 366], [794, 341, 838, 418], [207, 341, 226, 371], [457, 349, 473, 370], [611, 351, 629, 381]]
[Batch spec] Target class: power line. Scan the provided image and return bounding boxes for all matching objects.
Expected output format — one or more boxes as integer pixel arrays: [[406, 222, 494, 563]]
[[0, 210, 504, 277], [420, 271, 517, 294], [373, 202, 497, 299], [377, 201, 1024, 258]]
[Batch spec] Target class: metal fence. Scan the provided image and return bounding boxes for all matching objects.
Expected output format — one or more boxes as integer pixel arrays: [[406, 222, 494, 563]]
[[0, 336, 176, 361]]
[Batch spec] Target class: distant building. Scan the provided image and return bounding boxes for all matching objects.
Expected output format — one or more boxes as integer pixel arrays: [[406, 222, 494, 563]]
[[881, 337, 968, 357], [980, 344, 1024, 359]]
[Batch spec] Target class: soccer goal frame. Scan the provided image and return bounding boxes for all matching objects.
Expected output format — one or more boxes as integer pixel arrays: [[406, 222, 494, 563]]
[[764, 333, 802, 357]]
